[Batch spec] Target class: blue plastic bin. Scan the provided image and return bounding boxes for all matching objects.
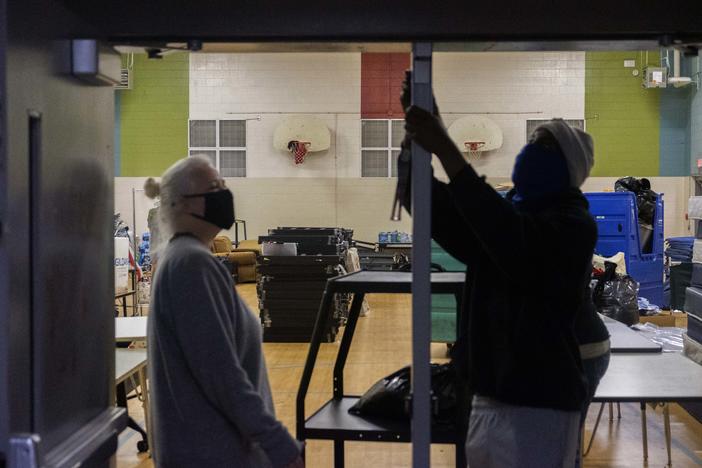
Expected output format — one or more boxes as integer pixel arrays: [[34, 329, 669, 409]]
[[585, 192, 665, 307]]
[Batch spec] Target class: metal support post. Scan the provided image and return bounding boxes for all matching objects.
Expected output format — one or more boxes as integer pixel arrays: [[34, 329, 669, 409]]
[[584, 402, 605, 457], [410, 41, 433, 468], [663, 403, 672, 467], [334, 440, 345, 468], [640, 402, 649, 461]]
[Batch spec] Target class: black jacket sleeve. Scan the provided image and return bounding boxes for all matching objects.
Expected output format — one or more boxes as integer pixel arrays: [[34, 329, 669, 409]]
[[430, 179, 481, 265], [398, 154, 479, 265]]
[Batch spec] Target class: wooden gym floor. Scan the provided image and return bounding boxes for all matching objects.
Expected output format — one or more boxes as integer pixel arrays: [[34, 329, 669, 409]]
[[117, 283, 702, 467]]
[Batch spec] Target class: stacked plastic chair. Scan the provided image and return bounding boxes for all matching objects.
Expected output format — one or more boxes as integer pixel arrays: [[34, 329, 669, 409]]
[[665, 237, 695, 311], [685, 196, 702, 344], [257, 227, 352, 342]]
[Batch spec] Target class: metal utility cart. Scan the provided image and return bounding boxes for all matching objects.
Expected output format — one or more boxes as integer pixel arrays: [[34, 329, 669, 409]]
[[115, 270, 138, 317], [296, 270, 466, 468]]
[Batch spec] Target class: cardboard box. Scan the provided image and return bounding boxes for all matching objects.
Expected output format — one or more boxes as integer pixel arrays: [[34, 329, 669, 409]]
[[639, 311, 687, 328], [114, 237, 130, 294]]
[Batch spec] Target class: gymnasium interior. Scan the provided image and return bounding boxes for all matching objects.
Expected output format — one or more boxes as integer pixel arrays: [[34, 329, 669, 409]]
[[109, 44, 702, 467], [3, 2, 702, 468]]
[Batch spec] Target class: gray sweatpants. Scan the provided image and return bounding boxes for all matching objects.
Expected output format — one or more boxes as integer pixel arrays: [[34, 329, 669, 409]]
[[466, 396, 581, 468]]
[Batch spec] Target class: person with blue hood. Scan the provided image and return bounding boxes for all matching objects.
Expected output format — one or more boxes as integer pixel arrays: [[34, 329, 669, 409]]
[[399, 79, 609, 467]]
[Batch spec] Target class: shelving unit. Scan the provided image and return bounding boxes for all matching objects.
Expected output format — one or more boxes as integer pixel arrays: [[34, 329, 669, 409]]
[[681, 175, 702, 424], [686, 177, 702, 338]]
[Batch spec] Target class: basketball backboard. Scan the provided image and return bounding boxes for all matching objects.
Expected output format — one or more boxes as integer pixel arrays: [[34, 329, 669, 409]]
[[447, 116, 503, 157], [273, 116, 331, 153]]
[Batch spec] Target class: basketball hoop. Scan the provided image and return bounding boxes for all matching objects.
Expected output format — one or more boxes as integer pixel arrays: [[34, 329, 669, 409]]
[[449, 116, 503, 161], [274, 116, 330, 164], [464, 141, 485, 160], [288, 140, 311, 164]]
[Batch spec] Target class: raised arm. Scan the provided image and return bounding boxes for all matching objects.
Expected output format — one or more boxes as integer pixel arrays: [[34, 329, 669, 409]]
[[397, 148, 477, 265], [405, 105, 593, 290]]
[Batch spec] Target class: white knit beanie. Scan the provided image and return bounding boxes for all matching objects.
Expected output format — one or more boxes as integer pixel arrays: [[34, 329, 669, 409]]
[[536, 119, 594, 188]]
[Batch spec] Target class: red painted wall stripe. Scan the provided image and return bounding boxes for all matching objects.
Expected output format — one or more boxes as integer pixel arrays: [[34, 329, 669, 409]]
[[361, 53, 411, 119]]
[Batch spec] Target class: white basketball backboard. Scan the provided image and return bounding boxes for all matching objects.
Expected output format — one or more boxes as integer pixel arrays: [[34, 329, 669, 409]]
[[273, 116, 331, 152], [447, 116, 503, 154]]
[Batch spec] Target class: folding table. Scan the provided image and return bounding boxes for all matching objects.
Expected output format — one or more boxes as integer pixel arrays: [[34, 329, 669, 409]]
[[603, 314, 662, 353], [115, 349, 150, 453], [589, 351, 702, 466]]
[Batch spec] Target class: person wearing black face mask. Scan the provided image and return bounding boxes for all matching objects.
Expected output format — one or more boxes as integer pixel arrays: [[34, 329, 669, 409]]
[[400, 76, 605, 467], [183, 187, 236, 231], [143, 157, 304, 468]]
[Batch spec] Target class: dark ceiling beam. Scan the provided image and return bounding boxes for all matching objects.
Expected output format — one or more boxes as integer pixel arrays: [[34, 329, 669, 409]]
[[55, 0, 702, 45]]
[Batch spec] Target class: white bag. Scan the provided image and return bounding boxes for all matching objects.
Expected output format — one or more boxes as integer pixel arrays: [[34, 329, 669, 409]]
[[693, 239, 702, 264], [593, 252, 627, 275], [114, 237, 130, 294], [345, 248, 371, 317], [683, 333, 702, 366], [137, 281, 151, 305], [689, 196, 702, 220]]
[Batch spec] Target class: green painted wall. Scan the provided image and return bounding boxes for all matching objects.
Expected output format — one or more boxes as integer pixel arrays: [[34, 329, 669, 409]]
[[119, 53, 189, 176], [585, 52, 661, 177]]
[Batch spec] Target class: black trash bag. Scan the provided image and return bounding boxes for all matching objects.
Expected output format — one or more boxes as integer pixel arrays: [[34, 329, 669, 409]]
[[615, 176, 658, 226], [614, 176, 650, 194], [215, 256, 235, 275], [348, 365, 410, 420], [397, 263, 447, 273], [348, 362, 457, 425], [428, 363, 458, 426], [615, 176, 658, 253], [592, 262, 640, 326]]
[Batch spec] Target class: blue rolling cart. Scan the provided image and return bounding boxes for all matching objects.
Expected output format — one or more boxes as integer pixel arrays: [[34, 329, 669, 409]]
[[585, 192, 665, 307]]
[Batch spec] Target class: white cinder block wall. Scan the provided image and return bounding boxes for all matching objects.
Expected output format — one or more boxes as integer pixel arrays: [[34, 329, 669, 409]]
[[188, 52, 414, 240], [185, 51, 590, 240], [189, 53, 362, 178], [432, 52, 585, 179], [189, 52, 586, 180], [115, 51, 691, 242]]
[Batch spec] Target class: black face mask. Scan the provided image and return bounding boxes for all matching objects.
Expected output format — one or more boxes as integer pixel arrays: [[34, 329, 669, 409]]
[[183, 189, 235, 230]]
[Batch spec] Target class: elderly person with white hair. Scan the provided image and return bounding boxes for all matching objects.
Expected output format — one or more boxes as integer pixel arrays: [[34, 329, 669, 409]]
[[145, 156, 303, 468], [400, 76, 607, 467]]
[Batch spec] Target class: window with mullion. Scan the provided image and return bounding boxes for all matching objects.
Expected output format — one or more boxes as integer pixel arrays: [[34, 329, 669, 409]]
[[361, 119, 403, 178], [188, 119, 247, 177]]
